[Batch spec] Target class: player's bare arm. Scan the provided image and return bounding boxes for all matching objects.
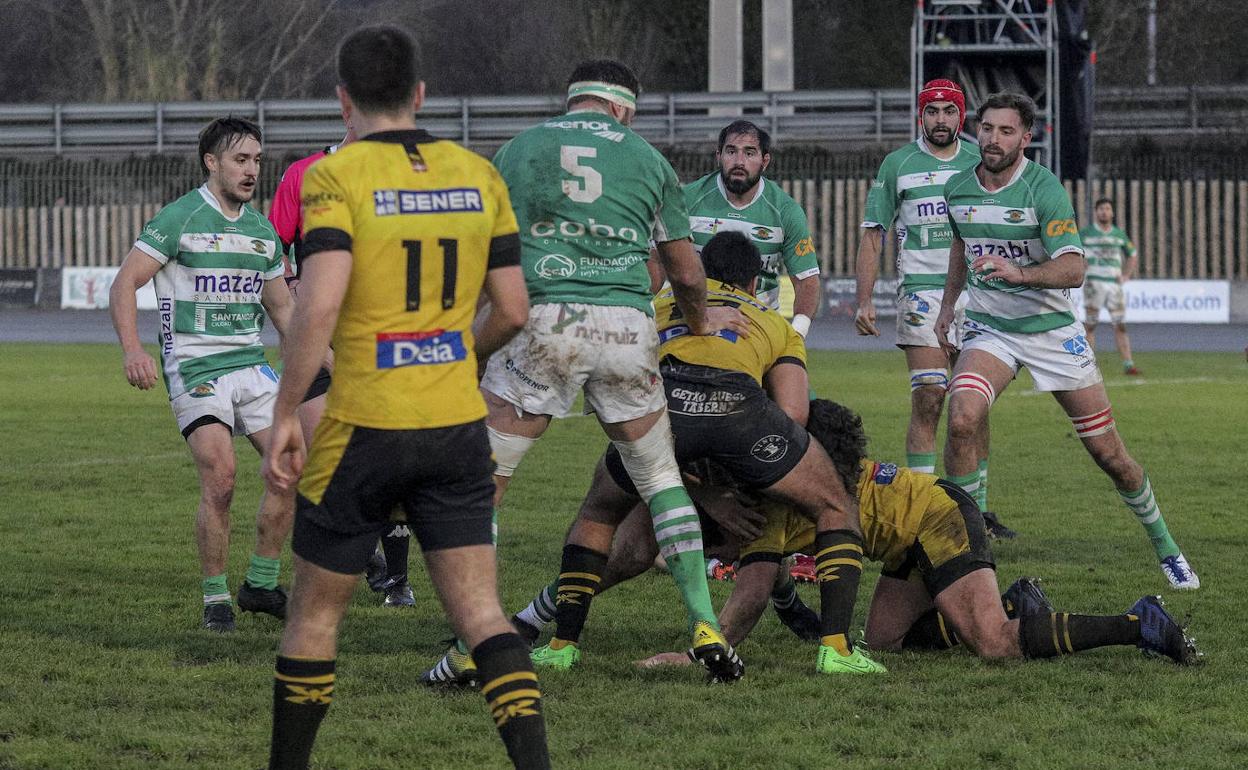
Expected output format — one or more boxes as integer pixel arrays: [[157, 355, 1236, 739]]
[[656, 237, 748, 337], [260, 275, 296, 349], [476, 264, 530, 360], [935, 237, 969, 354], [790, 272, 821, 328], [763, 362, 811, 427], [109, 247, 163, 390], [1121, 251, 1138, 284], [262, 249, 351, 492], [973, 250, 1086, 289], [853, 227, 884, 336]]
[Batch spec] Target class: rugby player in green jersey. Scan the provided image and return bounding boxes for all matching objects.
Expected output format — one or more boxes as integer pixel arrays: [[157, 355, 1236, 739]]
[[427, 60, 750, 683], [681, 120, 821, 336], [936, 93, 1198, 590], [854, 80, 1006, 538], [109, 117, 296, 631], [1080, 197, 1141, 375]]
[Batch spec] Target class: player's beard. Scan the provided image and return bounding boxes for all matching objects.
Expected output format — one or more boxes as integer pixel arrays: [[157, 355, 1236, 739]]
[[722, 168, 760, 195], [981, 144, 1021, 173], [223, 178, 257, 207], [924, 124, 956, 148]]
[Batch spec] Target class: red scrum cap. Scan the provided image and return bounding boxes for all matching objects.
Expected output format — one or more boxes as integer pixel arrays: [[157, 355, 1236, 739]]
[[918, 79, 966, 130]]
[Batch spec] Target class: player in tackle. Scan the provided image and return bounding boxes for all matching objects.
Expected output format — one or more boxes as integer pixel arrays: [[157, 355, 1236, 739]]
[[637, 400, 1199, 668], [936, 92, 1198, 589], [473, 59, 747, 677], [262, 26, 549, 769], [110, 117, 294, 632]]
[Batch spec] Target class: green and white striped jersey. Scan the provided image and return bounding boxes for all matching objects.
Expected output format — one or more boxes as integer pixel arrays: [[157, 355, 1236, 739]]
[[493, 110, 691, 316], [134, 185, 284, 398], [1080, 224, 1135, 282], [943, 159, 1084, 334], [862, 138, 980, 293], [683, 173, 819, 311]]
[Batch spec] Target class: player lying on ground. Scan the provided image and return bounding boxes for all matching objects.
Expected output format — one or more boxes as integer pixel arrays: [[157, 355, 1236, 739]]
[[637, 400, 1199, 667]]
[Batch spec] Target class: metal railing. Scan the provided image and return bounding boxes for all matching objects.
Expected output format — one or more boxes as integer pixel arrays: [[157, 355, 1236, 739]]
[[2, 85, 1241, 156]]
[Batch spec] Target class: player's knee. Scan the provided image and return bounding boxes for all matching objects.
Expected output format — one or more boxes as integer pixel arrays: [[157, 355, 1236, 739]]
[[966, 624, 1020, 660], [487, 426, 537, 478], [610, 411, 682, 502], [911, 384, 946, 424], [945, 405, 981, 445], [200, 465, 236, 510]]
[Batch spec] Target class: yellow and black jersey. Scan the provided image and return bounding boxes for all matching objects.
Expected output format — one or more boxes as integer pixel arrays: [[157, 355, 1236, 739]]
[[740, 460, 973, 576], [653, 279, 806, 386], [301, 129, 520, 429]]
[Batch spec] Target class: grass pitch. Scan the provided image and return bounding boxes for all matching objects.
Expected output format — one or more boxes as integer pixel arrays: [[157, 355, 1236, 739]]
[[0, 343, 1244, 769]]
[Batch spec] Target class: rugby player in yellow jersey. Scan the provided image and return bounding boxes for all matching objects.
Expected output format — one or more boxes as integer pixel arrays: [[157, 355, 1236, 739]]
[[520, 231, 879, 676], [640, 400, 1199, 667], [260, 26, 549, 770]]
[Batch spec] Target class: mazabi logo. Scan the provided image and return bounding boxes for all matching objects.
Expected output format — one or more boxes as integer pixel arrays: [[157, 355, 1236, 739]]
[[536, 254, 576, 279], [750, 434, 789, 463]]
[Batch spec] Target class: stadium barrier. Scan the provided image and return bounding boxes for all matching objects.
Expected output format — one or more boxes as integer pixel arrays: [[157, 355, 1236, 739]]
[[4, 177, 1248, 283]]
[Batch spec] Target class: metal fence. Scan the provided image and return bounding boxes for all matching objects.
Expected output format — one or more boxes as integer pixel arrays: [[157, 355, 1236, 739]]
[[5, 175, 1247, 282], [1, 85, 1245, 156]]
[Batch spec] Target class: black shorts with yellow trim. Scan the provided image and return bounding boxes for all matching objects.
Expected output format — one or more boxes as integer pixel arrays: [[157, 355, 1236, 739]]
[[294, 416, 495, 574], [880, 479, 995, 596], [604, 366, 810, 494]]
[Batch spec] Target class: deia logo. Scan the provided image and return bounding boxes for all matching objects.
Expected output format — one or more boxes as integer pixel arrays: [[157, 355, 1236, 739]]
[[1004, 209, 1026, 223], [376, 330, 468, 368], [750, 434, 789, 463], [536, 254, 577, 279]]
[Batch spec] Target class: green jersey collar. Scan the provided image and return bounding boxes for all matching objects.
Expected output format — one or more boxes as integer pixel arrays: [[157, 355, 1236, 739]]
[[197, 184, 245, 222], [715, 173, 766, 211], [972, 156, 1031, 195]]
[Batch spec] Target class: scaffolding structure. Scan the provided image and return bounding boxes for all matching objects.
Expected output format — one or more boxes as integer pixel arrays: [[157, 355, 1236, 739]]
[[912, 0, 1060, 174]]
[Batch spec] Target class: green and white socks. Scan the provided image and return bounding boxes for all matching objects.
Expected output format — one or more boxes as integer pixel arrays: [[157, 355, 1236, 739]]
[[648, 487, 720, 632]]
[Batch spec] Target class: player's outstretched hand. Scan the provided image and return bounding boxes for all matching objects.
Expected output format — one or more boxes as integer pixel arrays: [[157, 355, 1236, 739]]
[[693, 305, 750, 338], [935, 309, 957, 356], [972, 255, 1025, 285], [853, 302, 880, 336], [262, 414, 306, 494], [699, 487, 767, 540], [123, 349, 159, 390], [636, 651, 693, 669]]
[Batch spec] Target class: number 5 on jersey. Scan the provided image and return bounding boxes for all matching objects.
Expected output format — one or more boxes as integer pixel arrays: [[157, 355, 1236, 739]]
[[561, 145, 602, 203]]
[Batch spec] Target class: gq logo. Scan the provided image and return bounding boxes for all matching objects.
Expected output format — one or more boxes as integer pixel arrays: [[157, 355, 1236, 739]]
[[536, 254, 576, 279]]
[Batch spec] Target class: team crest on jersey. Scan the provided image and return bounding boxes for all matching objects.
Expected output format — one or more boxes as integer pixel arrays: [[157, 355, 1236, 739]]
[[376, 330, 468, 368], [250, 239, 268, 254], [752, 226, 774, 240], [872, 462, 898, 484], [750, 434, 790, 463], [1004, 209, 1026, 223], [189, 383, 215, 398]]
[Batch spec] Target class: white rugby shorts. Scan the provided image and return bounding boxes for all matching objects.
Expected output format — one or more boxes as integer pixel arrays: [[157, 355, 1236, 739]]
[[896, 288, 966, 349], [1083, 280, 1126, 322], [170, 363, 279, 437], [960, 317, 1103, 392], [480, 302, 665, 423]]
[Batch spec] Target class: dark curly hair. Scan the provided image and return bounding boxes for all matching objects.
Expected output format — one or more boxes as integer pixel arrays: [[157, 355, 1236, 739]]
[[805, 399, 868, 498]]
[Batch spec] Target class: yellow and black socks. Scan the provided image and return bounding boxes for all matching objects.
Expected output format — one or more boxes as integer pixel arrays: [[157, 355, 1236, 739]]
[[1018, 612, 1140, 658], [901, 608, 961, 650], [814, 529, 865, 655], [475, 633, 551, 769], [269, 656, 335, 770], [550, 544, 607, 649]]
